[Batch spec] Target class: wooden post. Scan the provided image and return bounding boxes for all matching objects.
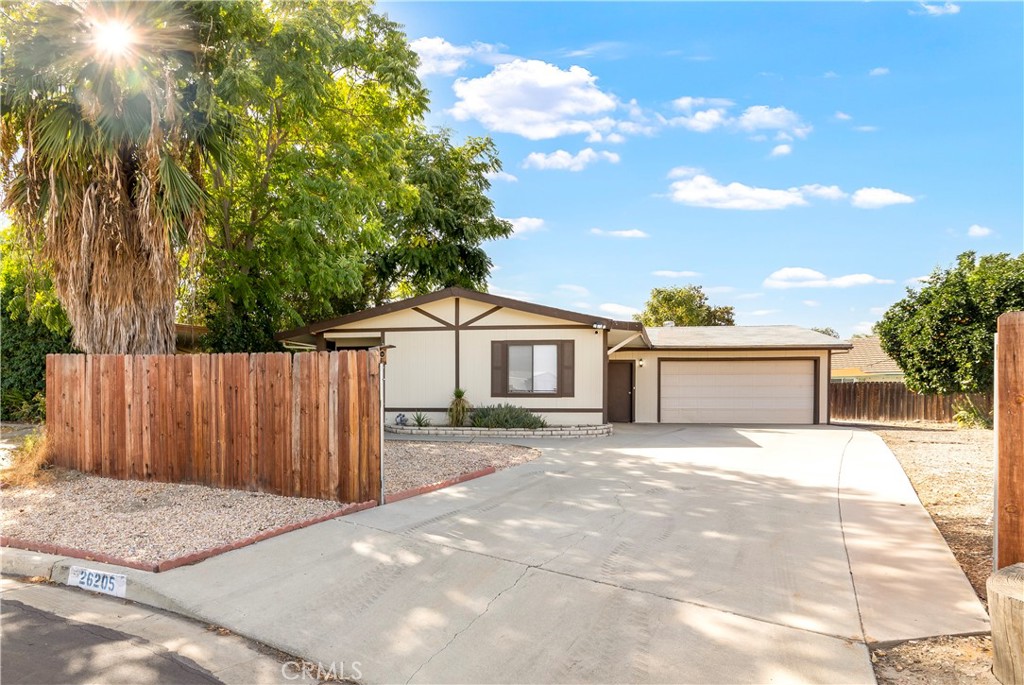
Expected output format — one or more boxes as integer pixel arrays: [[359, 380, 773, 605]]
[[995, 311, 1024, 570], [991, 312, 1024, 685]]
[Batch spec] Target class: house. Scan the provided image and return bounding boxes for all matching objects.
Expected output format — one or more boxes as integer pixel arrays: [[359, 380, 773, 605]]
[[277, 287, 852, 426], [830, 336, 904, 382]]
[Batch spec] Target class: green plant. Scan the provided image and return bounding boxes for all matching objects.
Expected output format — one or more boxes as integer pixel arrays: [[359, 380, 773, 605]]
[[952, 398, 993, 429], [470, 404, 547, 429], [447, 388, 472, 427], [412, 412, 432, 427]]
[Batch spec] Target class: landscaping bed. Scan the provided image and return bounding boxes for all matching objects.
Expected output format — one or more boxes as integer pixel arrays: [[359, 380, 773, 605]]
[[840, 421, 996, 685], [1, 439, 540, 568]]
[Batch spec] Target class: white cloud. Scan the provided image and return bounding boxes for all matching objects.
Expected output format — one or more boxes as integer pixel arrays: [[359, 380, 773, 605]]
[[590, 228, 649, 238], [506, 217, 545, 237], [599, 303, 639, 317], [770, 144, 792, 157], [571, 301, 593, 310], [906, 275, 931, 285], [667, 165, 704, 179], [967, 224, 993, 238], [915, 2, 961, 16], [450, 59, 619, 140], [523, 148, 620, 172], [802, 300, 821, 307], [672, 96, 735, 112], [562, 41, 627, 59], [486, 170, 519, 183], [489, 286, 537, 302], [869, 67, 890, 77], [749, 309, 781, 317], [854, 125, 879, 133], [737, 105, 812, 138], [800, 184, 849, 200], [764, 267, 894, 289], [834, 111, 853, 121], [852, 321, 876, 335], [667, 169, 807, 210], [652, 270, 700, 278], [668, 107, 731, 133], [410, 37, 506, 76], [851, 187, 915, 209], [824, 71, 839, 79], [557, 284, 590, 296]]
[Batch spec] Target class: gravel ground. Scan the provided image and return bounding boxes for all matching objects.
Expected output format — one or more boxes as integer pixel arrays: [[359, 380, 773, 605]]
[[838, 421, 996, 685], [0, 440, 540, 565]]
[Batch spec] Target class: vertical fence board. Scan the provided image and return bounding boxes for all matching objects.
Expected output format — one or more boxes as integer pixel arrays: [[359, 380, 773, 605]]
[[995, 312, 1024, 569], [829, 381, 993, 423], [45, 352, 380, 503]]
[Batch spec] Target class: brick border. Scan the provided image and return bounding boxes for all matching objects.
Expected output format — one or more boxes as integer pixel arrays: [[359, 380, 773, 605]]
[[385, 424, 613, 439], [385, 466, 497, 504], [0, 499, 377, 574]]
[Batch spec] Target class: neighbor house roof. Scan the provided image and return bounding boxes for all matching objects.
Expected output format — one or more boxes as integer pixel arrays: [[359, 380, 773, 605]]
[[276, 286, 643, 341], [643, 325, 853, 350], [831, 336, 903, 374]]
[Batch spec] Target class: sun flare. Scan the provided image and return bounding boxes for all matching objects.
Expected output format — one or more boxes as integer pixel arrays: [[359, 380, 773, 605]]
[[92, 19, 136, 59]]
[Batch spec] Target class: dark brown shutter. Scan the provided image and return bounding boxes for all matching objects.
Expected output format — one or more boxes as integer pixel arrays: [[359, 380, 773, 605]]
[[559, 340, 575, 397], [491, 341, 506, 397]]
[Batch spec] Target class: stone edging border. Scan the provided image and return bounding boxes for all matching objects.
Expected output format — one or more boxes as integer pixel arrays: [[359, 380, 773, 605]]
[[0, 499, 377, 574], [385, 424, 613, 439]]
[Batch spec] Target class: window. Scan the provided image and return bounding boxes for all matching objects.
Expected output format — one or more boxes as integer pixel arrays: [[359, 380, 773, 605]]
[[491, 340, 575, 398]]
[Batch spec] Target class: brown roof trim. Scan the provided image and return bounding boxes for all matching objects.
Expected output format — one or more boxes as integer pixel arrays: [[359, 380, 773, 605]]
[[276, 287, 641, 340]]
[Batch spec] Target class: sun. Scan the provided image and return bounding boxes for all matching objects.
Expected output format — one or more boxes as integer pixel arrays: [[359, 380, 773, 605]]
[[92, 19, 137, 60]]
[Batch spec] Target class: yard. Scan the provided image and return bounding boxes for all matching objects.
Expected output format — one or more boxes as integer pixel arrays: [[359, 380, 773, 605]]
[[0, 439, 539, 567], [839, 421, 998, 685]]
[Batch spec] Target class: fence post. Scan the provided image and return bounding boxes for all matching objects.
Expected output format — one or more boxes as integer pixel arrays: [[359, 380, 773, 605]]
[[995, 311, 1024, 570]]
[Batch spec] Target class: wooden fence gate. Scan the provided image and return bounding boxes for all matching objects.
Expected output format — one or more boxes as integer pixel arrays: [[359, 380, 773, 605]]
[[45, 351, 381, 503]]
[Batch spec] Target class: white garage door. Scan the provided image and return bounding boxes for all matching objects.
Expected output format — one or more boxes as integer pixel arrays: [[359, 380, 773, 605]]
[[660, 359, 816, 424]]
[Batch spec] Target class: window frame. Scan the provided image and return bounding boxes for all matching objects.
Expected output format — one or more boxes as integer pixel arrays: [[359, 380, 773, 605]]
[[491, 339, 575, 399]]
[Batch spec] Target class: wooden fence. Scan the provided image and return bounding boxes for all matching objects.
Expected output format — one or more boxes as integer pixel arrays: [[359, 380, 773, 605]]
[[45, 351, 381, 503], [829, 381, 992, 423]]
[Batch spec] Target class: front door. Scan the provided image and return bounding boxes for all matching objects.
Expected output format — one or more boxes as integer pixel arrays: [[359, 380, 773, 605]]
[[608, 361, 634, 423]]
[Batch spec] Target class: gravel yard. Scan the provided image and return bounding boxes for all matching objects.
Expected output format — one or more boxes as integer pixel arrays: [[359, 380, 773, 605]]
[[0, 439, 540, 565], [839, 421, 996, 685]]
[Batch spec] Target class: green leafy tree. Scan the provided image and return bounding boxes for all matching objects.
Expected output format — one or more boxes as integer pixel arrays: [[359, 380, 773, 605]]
[[812, 326, 840, 338], [634, 286, 735, 327], [1, 225, 76, 421], [875, 251, 1024, 394], [1, 1, 233, 353], [189, 0, 429, 351], [358, 130, 513, 308]]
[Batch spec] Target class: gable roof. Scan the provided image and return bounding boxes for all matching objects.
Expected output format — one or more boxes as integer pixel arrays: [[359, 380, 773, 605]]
[[644, 325, 853, 350], [831, 336, 903, 373], [276, 286, 643, 341]]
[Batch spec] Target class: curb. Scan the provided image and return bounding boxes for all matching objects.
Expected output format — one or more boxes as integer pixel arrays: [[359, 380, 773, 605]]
[[385, 467, 497, 504], [1, 499, 377, 574]]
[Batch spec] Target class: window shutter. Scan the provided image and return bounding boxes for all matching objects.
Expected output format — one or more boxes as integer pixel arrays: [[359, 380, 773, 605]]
[[491, 341, 506, 397], [559, 340, 575, 397]]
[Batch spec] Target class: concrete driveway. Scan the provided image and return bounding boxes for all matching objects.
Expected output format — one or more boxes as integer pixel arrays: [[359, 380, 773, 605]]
[[30, 425, 989, 684]]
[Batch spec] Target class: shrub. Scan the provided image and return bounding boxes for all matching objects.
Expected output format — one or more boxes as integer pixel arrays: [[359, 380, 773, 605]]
[[447, 388, 472, 427], [0, 267, 76, 422], [412, 412, 432, 427], [952, 397, 993, 429], [470, 404, 547, 429], [0, 429, 54, 488]]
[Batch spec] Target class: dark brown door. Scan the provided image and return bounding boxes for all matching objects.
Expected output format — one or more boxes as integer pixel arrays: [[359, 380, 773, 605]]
[[608, 361, 634, 423]]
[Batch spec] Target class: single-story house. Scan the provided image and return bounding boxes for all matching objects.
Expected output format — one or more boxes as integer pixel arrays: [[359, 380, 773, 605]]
[[277, 287, 852, 426], [830, 336, 904, 382]]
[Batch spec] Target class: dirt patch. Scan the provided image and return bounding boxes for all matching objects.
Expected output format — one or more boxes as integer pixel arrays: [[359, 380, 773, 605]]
[[839, 421, 995, 684]]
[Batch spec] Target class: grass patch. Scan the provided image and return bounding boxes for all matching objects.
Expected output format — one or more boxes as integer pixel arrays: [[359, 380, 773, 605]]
[[1, 430, 54, 488]]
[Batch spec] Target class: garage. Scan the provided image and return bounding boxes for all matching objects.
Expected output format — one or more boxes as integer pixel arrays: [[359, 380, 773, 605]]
[[659, 359, 817, 424]]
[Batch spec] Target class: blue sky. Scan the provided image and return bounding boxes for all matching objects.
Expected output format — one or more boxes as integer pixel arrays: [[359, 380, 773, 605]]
[[382, 1, 1023, 337]]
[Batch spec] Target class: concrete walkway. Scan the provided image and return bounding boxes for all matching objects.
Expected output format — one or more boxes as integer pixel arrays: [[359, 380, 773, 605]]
[[2, 425, 989, 684]]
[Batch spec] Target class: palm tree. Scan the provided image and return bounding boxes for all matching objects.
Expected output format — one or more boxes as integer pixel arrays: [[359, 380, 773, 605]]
[[1, 1, 230, 353]]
